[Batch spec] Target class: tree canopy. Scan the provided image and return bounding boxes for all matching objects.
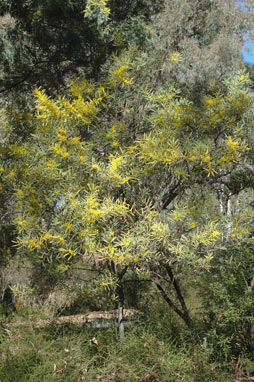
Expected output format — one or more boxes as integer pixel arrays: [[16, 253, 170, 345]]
[[0, 0, 163, 96]]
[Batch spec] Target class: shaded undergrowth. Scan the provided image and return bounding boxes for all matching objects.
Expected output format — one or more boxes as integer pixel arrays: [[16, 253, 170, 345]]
[[0, 318, 234, 382]]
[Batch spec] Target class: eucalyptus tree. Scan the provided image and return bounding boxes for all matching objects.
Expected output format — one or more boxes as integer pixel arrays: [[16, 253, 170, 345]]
[[150, 0, 254, 100]]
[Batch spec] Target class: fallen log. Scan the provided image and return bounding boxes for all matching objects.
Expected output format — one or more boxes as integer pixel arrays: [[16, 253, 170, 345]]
[[3, 309, 143, 330]]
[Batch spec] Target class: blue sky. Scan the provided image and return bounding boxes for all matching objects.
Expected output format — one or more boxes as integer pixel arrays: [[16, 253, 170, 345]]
[[240, 0, 254, 65], [242, 40, 254, 65]]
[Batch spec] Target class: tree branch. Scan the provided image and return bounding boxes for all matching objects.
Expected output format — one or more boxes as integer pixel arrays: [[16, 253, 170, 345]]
[[164, 264, 192, 327], [153, 279, 191, 326], [0, 71, 32, 93]]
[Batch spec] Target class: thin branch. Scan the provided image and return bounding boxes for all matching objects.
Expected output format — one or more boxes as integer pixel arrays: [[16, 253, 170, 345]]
[[123, 279, 152, 283], [164, 264, 192, 326], [0, 71, 32, 93], [118, 266, 128, 281], [153, 279, 189, 325], [72, 267, 103, 274]]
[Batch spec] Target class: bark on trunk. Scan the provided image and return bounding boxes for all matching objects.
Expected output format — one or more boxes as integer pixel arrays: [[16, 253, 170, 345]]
[[165, 264, 192, 327], [154, 280, 192, 327]]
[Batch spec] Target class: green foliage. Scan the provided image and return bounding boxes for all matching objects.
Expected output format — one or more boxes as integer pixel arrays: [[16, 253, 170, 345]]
[[1, 2, 254, 370], [0, 0, 163, 95], [200, 245, 254, 360], [1, 46, 254, 329], [151, 0, 254, 100], [0, 323, 234, 382]]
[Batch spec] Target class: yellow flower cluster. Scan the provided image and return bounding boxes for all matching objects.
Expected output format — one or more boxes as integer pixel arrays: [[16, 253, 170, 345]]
[[28, 238, 41, 249], [70, 79, 94, 98], [140, 133, 181, 167], [106, 123, 125, 148], [226, 137, 239, 153], [45, 160, 57, 169], [49, 145, 69, 158], [107, 155, 132, 184], [91, 163, 102, 172], [209, 230, 220, 240], [12, 144, 27, 155], [204, 97, 220, 107], [170, 52, 182, 63], [113, 64, 133, 85], [109, 155, 123, 172], [240, 73, 249, 83], [34, 89, 64, 118], [200, 153, 215, 176], [84, 0, 110, 17]]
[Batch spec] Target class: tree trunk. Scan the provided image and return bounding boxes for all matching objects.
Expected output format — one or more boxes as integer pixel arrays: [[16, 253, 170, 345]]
[[115, 265, 128, 339], [118, 303, 124, 339], [154, 279, 192, 327], [164, 264, 192, 327]]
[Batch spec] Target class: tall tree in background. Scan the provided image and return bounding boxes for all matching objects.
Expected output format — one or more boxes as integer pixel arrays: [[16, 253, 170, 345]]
[[1, 0, 254, 101], [150, 0, 254, 100], [0, 0, 163, 98]]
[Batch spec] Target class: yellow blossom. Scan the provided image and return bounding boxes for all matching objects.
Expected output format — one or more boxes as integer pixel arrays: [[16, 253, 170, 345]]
[[121, 176, 132, 183], [205, 97, 219, 106], [42, 233, 54, 241], [17, 189, 25, 199], [71, 137, 82, 145], [12, 145, 27, 155], [92, 163, 102, 171], [88, 208, 102, 218], [200, 154, 211, 163], [45, 160, 57, 169], [170, 52, 182, 63], [109, 155, 123, 172], [113, 64, 133, 85], [79, 155, 86, 163], [65, 223, 73, 231], [108, 243, 114, 254], [240, 73, 249, 82], [219, 155, 234, 168], [28, 238, 41, 249], [57, 134, 66, 142], [209, 230, 220, 240], [49, 145, 69, 158], [56, 235, 65, 243], [226, 137, 239, 153], [58, 127, 67, 135], [34, 88, 63, 118], [172, 212, 182, 220], [122, 239, 130, 247]]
